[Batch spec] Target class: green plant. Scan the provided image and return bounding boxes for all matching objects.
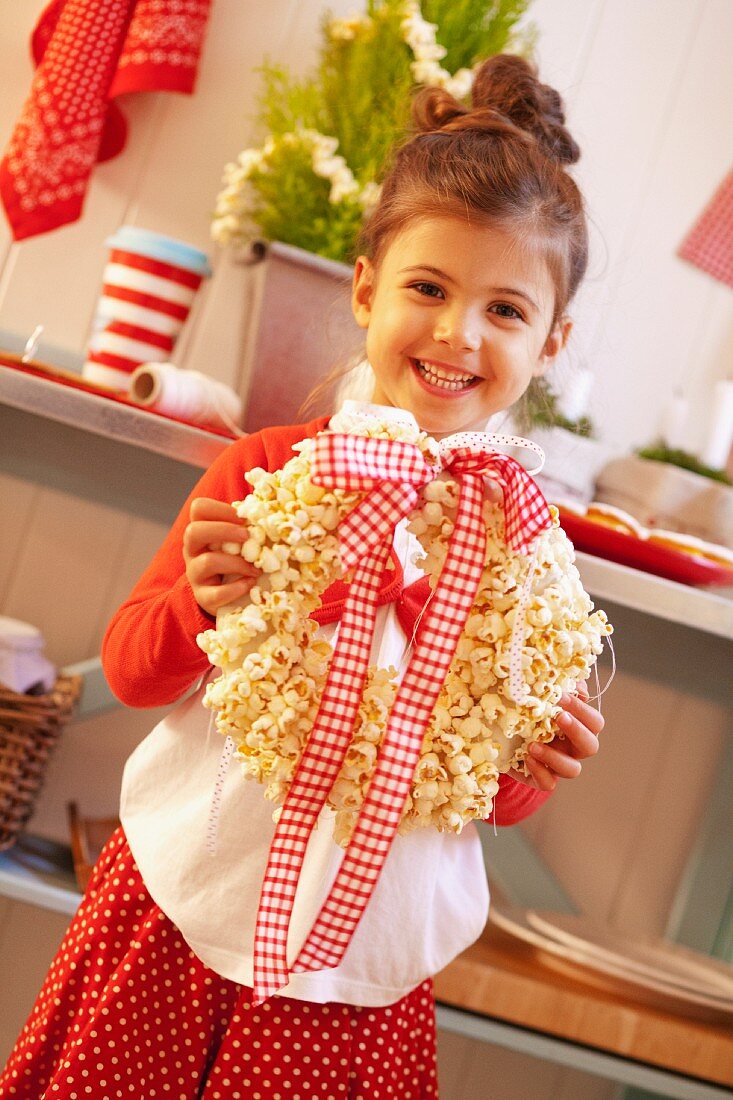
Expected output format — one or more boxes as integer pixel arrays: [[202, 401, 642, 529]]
[[637, 443, 732, 485], [517, 376, 594, 437], [212, 0, 535, 263]]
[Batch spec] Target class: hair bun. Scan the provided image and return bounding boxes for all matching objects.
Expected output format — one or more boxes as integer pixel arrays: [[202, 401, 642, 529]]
[[412, 85, 536, 148], [412, 85, 470, 133], [471, 54, 580, 166]]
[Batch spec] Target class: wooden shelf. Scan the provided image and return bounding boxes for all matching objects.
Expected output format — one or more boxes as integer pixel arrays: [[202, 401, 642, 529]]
[[575, 551, 733, 641], [2, 362, 732, 640], [0, 362, 230, 469], [0, 835, 80, 916], [435, 923, 733, 1098]]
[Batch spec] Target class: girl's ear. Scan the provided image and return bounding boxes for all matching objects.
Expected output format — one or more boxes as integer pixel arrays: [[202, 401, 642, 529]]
[[534, 317, 573, 376], [352, 256, 374, 329]]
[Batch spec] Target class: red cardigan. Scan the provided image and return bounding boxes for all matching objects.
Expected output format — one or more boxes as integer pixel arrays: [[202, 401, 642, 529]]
[[102, 416, 550, 827]]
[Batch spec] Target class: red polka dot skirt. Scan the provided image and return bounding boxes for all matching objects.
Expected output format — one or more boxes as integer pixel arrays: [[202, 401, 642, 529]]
[[0, 828, 439, 1099]]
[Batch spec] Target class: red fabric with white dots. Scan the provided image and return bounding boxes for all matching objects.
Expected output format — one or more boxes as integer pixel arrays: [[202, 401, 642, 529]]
[[0, 829, 439, 1099]]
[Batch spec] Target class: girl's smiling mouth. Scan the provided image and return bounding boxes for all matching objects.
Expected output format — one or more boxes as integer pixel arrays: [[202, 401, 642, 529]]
[[411, 358, 480, 394]]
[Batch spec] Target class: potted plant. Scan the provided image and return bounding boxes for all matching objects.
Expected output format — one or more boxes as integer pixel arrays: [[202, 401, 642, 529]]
[[594, 440, 733, 548]]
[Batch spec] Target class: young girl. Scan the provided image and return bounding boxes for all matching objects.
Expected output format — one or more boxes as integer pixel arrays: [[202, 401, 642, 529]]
[[1, 54, 605, 1099]]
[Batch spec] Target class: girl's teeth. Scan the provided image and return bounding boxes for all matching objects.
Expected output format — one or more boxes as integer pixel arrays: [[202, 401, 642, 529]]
[[416, 360, 475, 390]]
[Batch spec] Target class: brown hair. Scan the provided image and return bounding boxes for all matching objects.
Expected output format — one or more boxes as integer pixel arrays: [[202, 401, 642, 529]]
[[359, 54, 588, 326]]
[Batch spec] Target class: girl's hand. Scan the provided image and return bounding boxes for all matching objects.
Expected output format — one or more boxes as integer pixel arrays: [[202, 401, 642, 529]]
[[510, 682, 604, 792], [183, 497, 259, 616]]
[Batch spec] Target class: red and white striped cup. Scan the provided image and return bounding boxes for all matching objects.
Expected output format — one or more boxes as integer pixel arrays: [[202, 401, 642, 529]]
[[83, 227, 212, 390]]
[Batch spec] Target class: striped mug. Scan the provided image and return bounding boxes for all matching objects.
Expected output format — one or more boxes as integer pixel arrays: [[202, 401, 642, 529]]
[[83, 226, 212, 391]]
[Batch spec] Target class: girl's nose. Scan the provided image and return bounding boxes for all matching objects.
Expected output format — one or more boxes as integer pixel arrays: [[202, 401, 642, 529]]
[[433, 306, 481, 352]]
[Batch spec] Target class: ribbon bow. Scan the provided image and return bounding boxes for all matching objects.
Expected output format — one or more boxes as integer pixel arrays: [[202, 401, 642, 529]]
[[251, 430, 551, 1004]]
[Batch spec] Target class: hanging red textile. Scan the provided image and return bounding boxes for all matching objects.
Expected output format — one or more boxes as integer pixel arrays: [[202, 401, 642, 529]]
[[0, 0, 213, 242], [679, 167, 733, 290]]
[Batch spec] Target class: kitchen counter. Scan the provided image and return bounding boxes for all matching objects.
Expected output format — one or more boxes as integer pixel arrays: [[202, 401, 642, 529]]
[[435, 922, 733, 1098]]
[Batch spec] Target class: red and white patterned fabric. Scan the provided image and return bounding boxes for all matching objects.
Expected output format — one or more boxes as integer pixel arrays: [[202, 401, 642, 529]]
[[252, 430, 552, 1004], [84, 246, 205, 387], [679, 167, 733, 290], [0, 827, 439, 1099], [0, 0, 213, 241]]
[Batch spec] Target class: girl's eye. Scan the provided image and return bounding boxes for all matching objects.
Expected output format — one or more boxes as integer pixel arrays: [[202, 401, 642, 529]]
[[491, 302, 524, 320], [411, 281, 444, 299]]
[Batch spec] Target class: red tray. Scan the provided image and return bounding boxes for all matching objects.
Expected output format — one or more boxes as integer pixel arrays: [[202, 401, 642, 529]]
[[0, 353, 238, 440], [558, 510, 733, 588]]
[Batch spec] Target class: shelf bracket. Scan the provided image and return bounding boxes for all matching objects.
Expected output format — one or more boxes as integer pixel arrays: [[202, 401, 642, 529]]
[[61, 656, 120, 719]]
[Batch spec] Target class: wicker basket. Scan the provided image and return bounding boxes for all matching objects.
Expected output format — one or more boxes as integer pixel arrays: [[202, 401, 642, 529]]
[[0, 673, 82, 851]]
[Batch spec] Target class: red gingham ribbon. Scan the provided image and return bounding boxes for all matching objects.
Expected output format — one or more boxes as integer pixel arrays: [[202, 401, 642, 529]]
[[251, 431, 551, 1004]]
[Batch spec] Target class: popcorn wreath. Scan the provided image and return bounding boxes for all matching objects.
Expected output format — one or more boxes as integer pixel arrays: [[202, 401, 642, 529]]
[[198, 407, 612, 847]]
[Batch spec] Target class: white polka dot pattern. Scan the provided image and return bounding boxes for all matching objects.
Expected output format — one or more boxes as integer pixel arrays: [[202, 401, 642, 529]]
[[0, 828, 439, 1099], [207, 735, 235, 855], [441, 431, 546, 477]]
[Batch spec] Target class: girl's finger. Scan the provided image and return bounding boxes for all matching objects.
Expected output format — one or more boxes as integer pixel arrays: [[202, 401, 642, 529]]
[[188, 551, 258, 585], [196, 576, 257, 614], [559, 692, 605, 737], [523, 755, 558, 792], [183, 520, 248, 556], [554, 710, 600, 759], [529, 740, 582, 778], [189, 497, 241, 522]]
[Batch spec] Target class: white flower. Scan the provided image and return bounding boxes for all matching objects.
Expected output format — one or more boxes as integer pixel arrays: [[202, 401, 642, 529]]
[[312, 153, 345, 178], [358, 181, 382, 212], [413, 42, 448, 62], [213, 2, 484, 245], [329, 173, 361, 204], [236, 148, 266, 174], [210, 215, 242, 245], [401, 0, 476, 99], [445, 67, 475, 99], [411, 59, 444, 86], [328, 14, 372, 41], [308, 132, 339, 157]]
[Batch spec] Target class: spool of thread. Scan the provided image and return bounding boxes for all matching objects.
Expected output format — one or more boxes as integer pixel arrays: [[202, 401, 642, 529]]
[[129, 362, 243, 434]]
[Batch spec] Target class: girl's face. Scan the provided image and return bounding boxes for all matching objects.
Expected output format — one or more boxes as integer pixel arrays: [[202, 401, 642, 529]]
[[352, 215, 570, 439]]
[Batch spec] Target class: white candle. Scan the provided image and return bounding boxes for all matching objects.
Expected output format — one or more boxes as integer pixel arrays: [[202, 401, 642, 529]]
[[701, 380, 733, 469], [556, 368, 594, 422], [660, 391, 688, 450]]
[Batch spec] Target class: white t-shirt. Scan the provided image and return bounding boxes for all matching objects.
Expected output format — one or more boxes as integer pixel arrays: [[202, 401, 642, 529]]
[[120, 408, 491, 1007]]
